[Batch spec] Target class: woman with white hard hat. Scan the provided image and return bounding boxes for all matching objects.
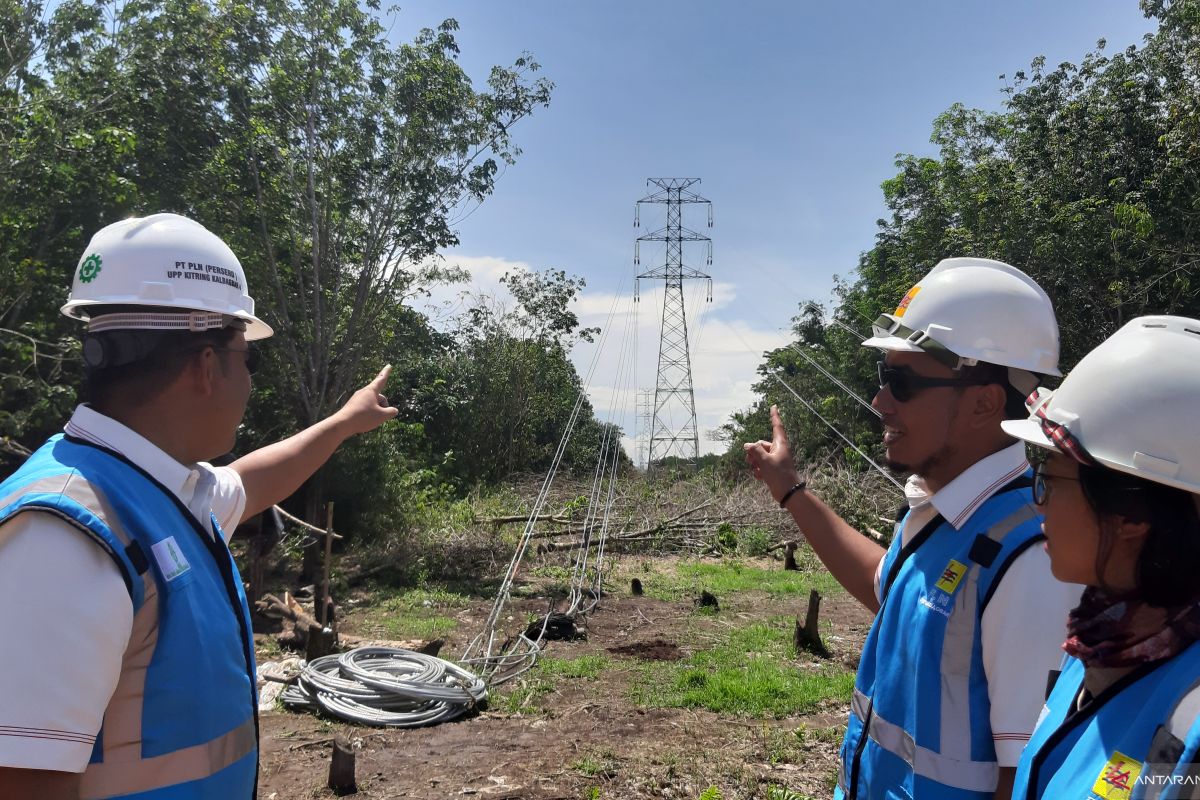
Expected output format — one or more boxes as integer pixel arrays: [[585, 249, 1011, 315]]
[[1004, 315, 1200, 800]]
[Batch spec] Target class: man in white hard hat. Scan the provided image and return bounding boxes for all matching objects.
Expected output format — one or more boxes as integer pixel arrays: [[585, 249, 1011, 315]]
[[745, 258, 1083, 800], [0, 214, 398, 799]]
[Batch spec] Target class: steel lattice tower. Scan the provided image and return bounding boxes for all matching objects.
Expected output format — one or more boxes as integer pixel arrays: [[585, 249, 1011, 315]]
[[634, 178, 713, 469]]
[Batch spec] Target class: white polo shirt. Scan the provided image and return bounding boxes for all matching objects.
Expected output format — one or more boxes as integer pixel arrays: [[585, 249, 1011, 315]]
[[872, 442, 1084, 767], [0, 406, 246, 772]]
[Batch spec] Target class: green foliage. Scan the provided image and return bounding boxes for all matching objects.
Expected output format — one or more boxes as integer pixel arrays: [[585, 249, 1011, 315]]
[[572, 750, 617, 779], [735, 525, 773, 557], [0, 0, 627, 548], [632, 619, 856, 716], [697, 787, 722, 800], [721, 2, 1200, 485], [766, 786, 811, 800]]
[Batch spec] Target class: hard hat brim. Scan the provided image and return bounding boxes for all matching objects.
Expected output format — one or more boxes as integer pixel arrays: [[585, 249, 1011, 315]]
[[62, 299, 273, 341], [861, 334, 926, 353], [1000, 417, 1059, 452]]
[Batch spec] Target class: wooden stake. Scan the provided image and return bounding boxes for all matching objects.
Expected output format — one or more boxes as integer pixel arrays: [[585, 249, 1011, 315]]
[[327, 734, 357, 796], [318, 502, 334, 627], [793, 589, 831, 658]]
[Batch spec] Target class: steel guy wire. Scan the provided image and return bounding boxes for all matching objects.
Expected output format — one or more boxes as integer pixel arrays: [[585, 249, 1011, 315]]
[[462, 270, 635, 674], [567, 286, 639, 614], [766, 368, 904, 492], [719, 318, 901, 492], [784, 341, 881, 419]]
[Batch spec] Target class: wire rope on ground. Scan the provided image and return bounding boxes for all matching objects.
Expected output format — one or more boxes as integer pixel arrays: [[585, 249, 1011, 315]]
[[281, 647, 487, 728]]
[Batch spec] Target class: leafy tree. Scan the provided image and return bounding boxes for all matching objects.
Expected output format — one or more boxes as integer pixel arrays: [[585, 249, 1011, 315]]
[[726, 0, 1200, 480]]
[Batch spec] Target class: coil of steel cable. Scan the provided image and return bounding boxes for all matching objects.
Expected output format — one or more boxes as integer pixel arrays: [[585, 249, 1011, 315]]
[[281, 646, 487, 727]]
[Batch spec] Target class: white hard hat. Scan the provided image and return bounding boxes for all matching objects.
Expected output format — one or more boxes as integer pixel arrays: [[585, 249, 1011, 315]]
[[1002, 316, 1200, 495], [61, 213, 273, 340], [863, 257, 1060, 378]]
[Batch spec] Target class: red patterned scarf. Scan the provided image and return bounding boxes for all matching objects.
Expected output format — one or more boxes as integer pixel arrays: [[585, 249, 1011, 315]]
[[1064, 587, 1200, 668]]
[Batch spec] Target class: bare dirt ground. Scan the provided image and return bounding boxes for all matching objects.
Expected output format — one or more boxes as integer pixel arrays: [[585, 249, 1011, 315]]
[[256, 556, 874, 800]]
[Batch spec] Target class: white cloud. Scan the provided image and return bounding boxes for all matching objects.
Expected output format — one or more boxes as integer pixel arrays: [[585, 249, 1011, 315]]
[[416, 253, 788, 462]]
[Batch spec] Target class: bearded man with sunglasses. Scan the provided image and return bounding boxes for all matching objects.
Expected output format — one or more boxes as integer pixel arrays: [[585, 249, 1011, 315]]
[[0, 214, 398, 799], [745, 258, 1083, 800]]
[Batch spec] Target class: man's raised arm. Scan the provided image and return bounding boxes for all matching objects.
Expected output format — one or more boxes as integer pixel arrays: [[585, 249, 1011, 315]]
[[744, 405, 887, 612]]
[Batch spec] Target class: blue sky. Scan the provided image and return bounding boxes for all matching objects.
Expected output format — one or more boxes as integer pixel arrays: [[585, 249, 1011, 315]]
[[401, 1, 1158, 458]]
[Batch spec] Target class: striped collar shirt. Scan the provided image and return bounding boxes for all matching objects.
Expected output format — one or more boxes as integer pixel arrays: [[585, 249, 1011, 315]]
[[903, 441, 1030, 532], [63, 405, 244, 539]]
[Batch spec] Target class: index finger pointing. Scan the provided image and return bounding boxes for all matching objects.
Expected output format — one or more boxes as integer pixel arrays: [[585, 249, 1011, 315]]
[[770, 405, 788, 445], [369, 364, 393, 390]]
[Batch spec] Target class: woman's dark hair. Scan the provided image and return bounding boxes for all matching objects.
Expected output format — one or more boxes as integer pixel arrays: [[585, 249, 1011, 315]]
[[1078, 464, 1200, 607]]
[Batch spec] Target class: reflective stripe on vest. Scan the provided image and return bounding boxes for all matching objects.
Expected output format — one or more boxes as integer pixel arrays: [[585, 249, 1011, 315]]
[[937, 503, 1039, 766], [0, 437, 257, 799], [850, 688, 1000, 793], [840, 494, 1042, 799], [1139, 678, 1200, 800], [80, 719, 256, 800]]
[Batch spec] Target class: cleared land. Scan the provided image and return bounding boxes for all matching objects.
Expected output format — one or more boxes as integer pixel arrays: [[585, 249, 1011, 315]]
[[256, 552, 873, 799]]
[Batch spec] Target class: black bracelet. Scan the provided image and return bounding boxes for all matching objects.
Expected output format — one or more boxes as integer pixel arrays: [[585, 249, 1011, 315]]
[[778, 481, 806, 508]]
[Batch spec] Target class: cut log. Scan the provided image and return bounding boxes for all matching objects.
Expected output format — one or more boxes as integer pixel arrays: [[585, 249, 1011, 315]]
[[794, 589, 831, 658], [256, 592, 335, 656], [328, 735, 357, 796]]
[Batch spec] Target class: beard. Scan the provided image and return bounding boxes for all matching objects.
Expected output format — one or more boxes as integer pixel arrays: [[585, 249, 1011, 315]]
[[884, 441, 959, 480]]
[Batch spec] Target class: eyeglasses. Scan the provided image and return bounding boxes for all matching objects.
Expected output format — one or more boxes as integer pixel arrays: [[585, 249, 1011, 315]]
[[876, 361, 992, 403], [210, 345, 260, 375], [1032, 461, 1080, 506]]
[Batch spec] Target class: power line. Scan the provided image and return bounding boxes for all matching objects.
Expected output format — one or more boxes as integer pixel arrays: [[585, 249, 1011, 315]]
[[767, 369, 903, 492]]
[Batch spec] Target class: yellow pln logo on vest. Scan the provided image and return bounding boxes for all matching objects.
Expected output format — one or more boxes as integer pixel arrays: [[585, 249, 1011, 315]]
[[1092, 750, 1142, 799], [894, 285, 921, 317], [934, 560, 968, 594]]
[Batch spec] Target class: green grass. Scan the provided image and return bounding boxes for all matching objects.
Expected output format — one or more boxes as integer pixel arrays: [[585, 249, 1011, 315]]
[[625, 556, 842, 602], [356, 585, 469, 640], [631, 618, 855, 717], [571, 748, 618, 778], [493, 654, 613, 715], [538, 653, 612, 679]]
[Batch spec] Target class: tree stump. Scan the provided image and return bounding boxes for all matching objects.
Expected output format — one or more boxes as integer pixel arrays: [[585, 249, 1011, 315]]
[[328, 734, 357, 796], [784, 541, 800, 571], [794, 589, 831, 658]]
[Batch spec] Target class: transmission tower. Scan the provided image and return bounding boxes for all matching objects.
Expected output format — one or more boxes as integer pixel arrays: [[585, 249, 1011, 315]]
[[636, 389, 654, 469], [634, 178, 713, 469]]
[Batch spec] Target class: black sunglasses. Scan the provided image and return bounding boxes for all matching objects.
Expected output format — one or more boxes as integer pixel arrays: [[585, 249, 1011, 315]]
[[876, 361, 992, 403]]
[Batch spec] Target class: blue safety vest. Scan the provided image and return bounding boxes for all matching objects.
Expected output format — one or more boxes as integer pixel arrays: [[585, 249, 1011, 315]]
[[0, 434, 258, 799], [836, 476, 1044, 800], [1014, 640, 1200, 800]]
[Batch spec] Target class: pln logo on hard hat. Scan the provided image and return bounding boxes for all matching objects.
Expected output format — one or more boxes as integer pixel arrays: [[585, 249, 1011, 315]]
[[894, 285, 920, 318], [79, 253, 103, 284]]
